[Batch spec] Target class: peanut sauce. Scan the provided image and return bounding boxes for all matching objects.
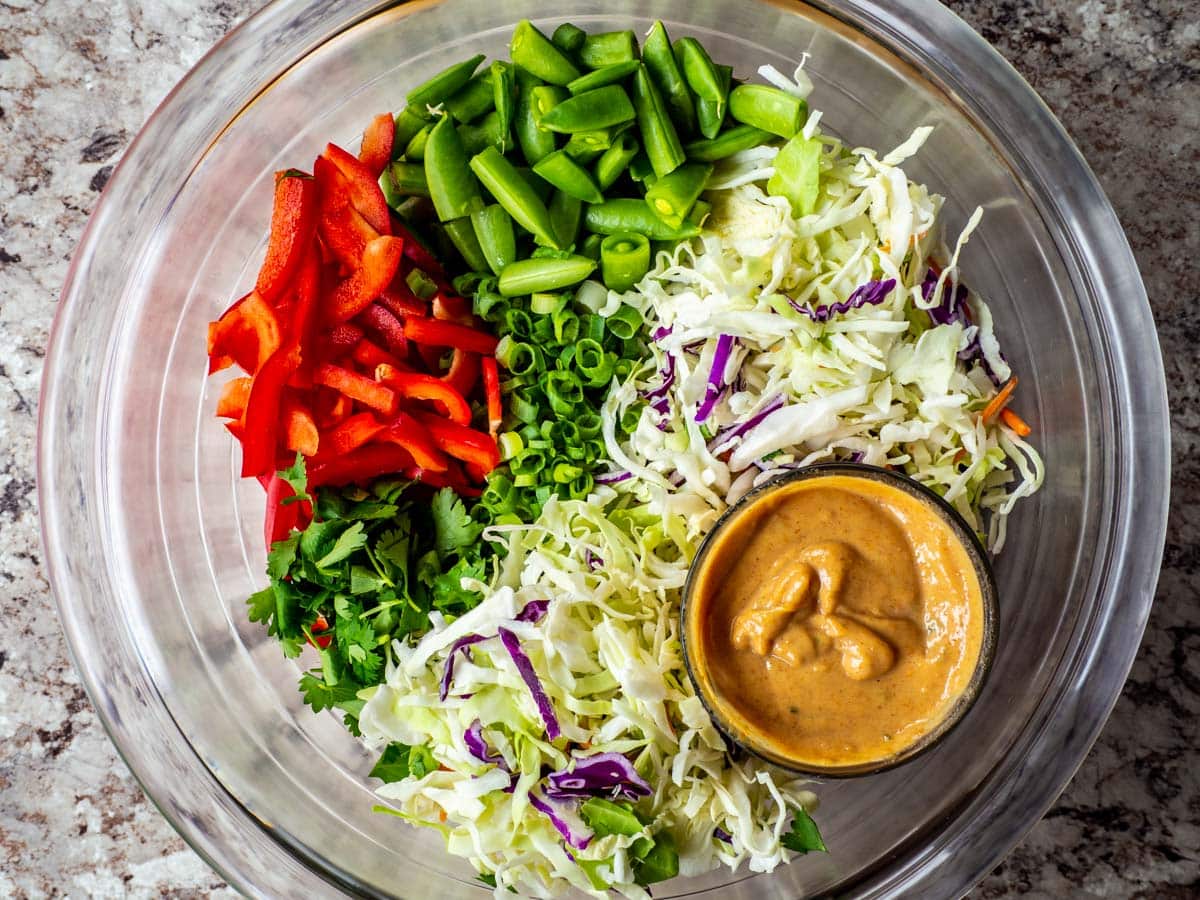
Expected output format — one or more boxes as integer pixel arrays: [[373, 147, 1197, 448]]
[[688, 474, 985, 770]]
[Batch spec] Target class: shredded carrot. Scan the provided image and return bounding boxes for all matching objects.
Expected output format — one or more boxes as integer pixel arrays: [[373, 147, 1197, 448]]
[[981, 375, 1018, 424], [1000, 407, 1032, 437], [438, 809, 447, 823], [953, 448, 967, 464], [880, 240, 892, 253]]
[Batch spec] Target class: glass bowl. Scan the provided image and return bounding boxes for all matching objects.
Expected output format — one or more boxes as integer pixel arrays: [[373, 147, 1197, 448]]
[[39, 0, 1169, 897], [680, 463, 999, 779]]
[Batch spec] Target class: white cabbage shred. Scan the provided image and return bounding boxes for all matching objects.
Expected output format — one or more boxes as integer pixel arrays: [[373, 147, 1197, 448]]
[[357, 93, 1041, 899]]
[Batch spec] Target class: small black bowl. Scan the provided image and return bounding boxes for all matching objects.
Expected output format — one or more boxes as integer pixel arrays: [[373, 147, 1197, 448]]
[[680, 462, 998, 778]]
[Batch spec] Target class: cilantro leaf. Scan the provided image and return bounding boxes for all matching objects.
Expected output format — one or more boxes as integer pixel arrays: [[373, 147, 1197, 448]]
[[315, 521, 368, 570], [350, 564, 388, 595], [277, 454, 311, 503], [369, 743, 413, 783], [431, 556, 486, 613], [333, 604, 382, 683], [781, 807, 826, 854], [375, 526, 411, 583], [431, 488, 482, 556], [297, 671, 362, 713], [267, 532, 300, 581], [407, 745, 436, 779], [247, 586, 276, 625]]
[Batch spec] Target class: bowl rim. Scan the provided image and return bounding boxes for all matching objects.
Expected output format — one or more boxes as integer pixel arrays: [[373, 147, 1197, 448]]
[[680, 462, 999, 779], [39, 0, 1170, 897]]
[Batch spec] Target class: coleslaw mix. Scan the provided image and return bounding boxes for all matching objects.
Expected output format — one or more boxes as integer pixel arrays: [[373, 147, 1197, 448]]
[[355, 63, 1043, 897]]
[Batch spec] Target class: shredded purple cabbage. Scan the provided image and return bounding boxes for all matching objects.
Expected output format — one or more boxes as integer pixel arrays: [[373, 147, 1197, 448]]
[[465, 720, 510, 773], [440, 634, 489, 702], [595, 470, 633, 485], [544, 752, 652, 802], [788, 278, 896, 323], [849, 449, 865, 463], [922, 269, 1005, 384], [585, 549, 603, 571], [696, 334, 735, 422], [708, 394, 785, 454], [641, 354, 676, 403], [651, 324, 673, 341], [498, 626, 561, 740], [529, 791, 592, 850], [515, 599, 549, 623], [714, 827, 733, 844]]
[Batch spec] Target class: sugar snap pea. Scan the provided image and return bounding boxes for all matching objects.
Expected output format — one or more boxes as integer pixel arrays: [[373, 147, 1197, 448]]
[[579, 30, 638, 68], [594, 131, 640, 189], [408, 54, 486, 113], [539, 85, 636, 134], [644, 162, 712, 229], [566, 60, 641, 95], [683, 123, 772, 161], [425, 115, 484, 221], [470, 203, 517, 275], [444, 69, 495, 123], [630, 64, 685, 178], [728, 83, 806, 138], [498, 255, 597, 296], [600, 232, 651, 293], [469, 145, 560, 246], [511, 20, 581, 85], [532, 150, 604, 204], [642, 21, 697, 138], [584, 199, 700, 241]]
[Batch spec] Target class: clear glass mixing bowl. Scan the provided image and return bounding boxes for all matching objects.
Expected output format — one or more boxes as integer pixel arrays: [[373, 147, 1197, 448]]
[[39, 1, 1169, 897]]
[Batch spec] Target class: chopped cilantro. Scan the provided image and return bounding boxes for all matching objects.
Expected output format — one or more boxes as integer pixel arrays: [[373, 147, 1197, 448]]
[[780, 807, 827, 854]]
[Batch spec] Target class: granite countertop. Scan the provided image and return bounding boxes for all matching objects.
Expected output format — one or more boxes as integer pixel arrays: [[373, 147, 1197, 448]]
[[1, 1, 1196, 897]]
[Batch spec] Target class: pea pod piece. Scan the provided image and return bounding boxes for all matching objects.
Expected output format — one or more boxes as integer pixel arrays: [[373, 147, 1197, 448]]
[[551, 22, 587, 56], [511, 19, 581, 86], [579, 30, 638, 68], [686, 198, 712, 228], [424, 115, 484, 221], [642, 21, 697, 138], [594, 131, 640, 189], [767, 134, 822, 216], [728, 84, 806, 138], [405, 124, 431, 160], [539, 85, 636, 134], [684, 123, 772, 162], [645, 162, 712, 229], [674, 37, 723, 102], [469, 145, 560, 246], [393, 108, 427, 157], [695, 64, 732, 139], [492, 61, 516, 149], [563, 125, 626, 161], [380, 161, 430, 205], [498, 255, 597, 296], [515, 165, 554, 203], [533, 150, 604, 204], [630, 64, 685, 178], [444, 216, 491, 272], [567, 60, 640, 95], [407, 53, 486, 112], [627, 150, 655, 183], [444, 69, 495, 123], [458, 110, 507, 156], [600, 232, 651, 292], [514, 70, 560, 165], [584, 198, 700, 241], [579, 232, 604, 261], [549, 190, 583, 247], [470, 203, 517, 275]]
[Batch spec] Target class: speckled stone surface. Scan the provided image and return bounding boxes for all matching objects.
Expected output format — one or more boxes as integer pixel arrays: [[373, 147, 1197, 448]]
[[0, 1, 1195, 897]]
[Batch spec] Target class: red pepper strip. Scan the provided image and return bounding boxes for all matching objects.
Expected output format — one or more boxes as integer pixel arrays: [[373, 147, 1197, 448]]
[[216, 377, 252, 419], [313, 362, 397, 415], [376, 364, 472, 426], [417, 343, 445, 374], [290, 244, 322, 352], [378, 283, 426, 318], [377, 411, 450, 472], [359, 112, 395, 178], [481, 356, 502, 436], [314, 155, 379, 271], [313, 388, 353, 430], [352, 337, 406, 371], [308, 613, 333, 650], [433, 292, 475, 326], [241, 344, 301, 478], [323, 142, 391, 234], [226, 420, 246, 442], [255, 173, 318, 303], [416, 459, 482, 496], [323, 323, 364, 359], [322, 411, 386, 457], [442, 349, 479, 397], [327, 235, 406, 324], [263, 473, 300, 551], [412, 411, 500, 473], [281, 394, 320, 457], [404, 315, 499, 356], [357, 302, 408, 355], [308, 442, 415, 488], [390, 218, 445, 276], [207, 291, 282, 375]]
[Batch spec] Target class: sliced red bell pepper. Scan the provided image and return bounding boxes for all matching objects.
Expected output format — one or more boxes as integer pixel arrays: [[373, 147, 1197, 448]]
[[281, 394, 319, 457], [412, 411, 500, 473], [323, 322, 364, 359], [433, 292, 475, 326], [313, 362, 397, 415], [307, 442, 416, 488], [290, 244, 322, 353], [314, 155, 379, 271], [263, 473, 300, 551], [442, 349, 479, 397], [207, 291, 282, 375], [391, 218, 445, 276], [322, 411, 386, 456], [481, 356, 502, 436], [352, 337, 406, 371], [404, 315, 499, 356], [417, 342, 446, 374], [216, 377, 252, 419], [327, 235, 406, 324], [415, 458, 482, 496], [323, 142, 391, 234], [241, 344, 301, 478], [358, 112, 395, 178], [378, 283, 426, 318], [313, 388, 353, 430], [357, 302, 408, 355], [308, 612, 333, 650], [377, 411, 450, 472], [376, 364, 471, 426], [255, 172, 318, 304]]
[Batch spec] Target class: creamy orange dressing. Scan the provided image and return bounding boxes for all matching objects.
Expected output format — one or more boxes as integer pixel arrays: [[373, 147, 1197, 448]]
[[689, 474, 984, 770]]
